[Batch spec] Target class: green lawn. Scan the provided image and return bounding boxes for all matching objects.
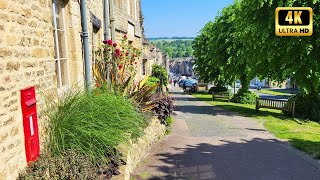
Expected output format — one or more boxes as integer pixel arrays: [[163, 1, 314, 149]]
[[258, 89, 297, 96], [193, 93, 320, 159]]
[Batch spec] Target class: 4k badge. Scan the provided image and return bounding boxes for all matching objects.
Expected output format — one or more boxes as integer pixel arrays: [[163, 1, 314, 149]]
[[275, 7, 313, 36]]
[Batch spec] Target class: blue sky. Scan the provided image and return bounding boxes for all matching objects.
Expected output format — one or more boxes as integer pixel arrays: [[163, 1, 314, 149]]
[[140, 0, 234, 38]]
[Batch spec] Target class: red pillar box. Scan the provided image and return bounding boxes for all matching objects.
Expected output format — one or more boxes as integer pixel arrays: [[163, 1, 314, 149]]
[[20, 86, 40, 163]]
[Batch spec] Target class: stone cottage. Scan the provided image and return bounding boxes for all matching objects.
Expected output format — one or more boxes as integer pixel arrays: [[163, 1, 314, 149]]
[[0, 0, 144, 179]]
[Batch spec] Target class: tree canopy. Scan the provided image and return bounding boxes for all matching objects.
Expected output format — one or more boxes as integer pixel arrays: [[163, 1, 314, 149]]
[[193, 0, 320, 95]]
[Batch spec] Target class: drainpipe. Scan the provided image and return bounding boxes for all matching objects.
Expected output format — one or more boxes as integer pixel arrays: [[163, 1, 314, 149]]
[[103, 0, 110, 82], [103, 0, 109, 40], [80, 0, 91, 89], [109, 0, 116, 42]]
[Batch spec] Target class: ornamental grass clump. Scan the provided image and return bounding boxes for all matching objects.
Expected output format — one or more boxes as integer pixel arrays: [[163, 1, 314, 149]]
[[48, 91, 148, 167]]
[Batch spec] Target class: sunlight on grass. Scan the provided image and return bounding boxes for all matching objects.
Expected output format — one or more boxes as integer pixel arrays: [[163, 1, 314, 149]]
[[193, 93, 320, 159]]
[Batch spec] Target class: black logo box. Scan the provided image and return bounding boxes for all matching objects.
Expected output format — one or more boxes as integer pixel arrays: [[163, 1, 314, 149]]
[[278, 10, 310, 26]]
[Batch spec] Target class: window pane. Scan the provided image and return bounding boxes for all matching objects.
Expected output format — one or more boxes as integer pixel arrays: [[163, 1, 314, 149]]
[[56, 2, 64, 30], [60, 59, 68, 86], [55, 60, 62, 86], [57, 30, 67, 59]]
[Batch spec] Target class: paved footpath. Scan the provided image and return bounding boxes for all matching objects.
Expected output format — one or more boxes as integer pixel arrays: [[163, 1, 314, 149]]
[[132, 90, 320, 180]]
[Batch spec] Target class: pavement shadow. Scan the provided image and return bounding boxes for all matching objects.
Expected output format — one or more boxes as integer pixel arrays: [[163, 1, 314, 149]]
[[144, 138, 320, 180], [175, 103, 289, 120], [178, 95, 291, 120]]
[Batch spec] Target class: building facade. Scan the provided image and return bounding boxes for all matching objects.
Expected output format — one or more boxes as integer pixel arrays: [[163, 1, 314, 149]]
[[0, 0, 144, 179]]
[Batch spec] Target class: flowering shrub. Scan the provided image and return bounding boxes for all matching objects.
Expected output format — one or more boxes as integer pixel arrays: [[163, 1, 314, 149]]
[[94, 35, 141, 94]]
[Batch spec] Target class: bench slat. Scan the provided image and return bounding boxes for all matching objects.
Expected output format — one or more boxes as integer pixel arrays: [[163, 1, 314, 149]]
[[256, 97, 295, 117]]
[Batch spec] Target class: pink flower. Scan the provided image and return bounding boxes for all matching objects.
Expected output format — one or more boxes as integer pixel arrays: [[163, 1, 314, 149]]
[[113, 43, 117, 47], [115, 49, 120, 53], [123, 34, 127, 39], [115, 53, 120, 57]]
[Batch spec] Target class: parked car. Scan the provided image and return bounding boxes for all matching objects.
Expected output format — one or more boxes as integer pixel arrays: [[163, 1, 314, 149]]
[[179, 79, 197, 88], [178, 79, 186, 87]]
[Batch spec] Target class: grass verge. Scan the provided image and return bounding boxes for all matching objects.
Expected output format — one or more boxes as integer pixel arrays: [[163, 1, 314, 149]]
[[193, 93, 320, 159]]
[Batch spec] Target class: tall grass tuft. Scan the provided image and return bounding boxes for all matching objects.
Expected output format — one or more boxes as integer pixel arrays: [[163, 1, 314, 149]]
[[47, 91, 148, 166]]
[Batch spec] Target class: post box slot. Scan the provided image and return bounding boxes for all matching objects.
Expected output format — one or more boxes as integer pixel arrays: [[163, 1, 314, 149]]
[[25, 99, 36, 107]]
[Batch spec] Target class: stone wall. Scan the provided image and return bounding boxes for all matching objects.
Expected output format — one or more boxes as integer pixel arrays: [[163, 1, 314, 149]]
[[0, 0, 145, 179], [113, 117, 166, 180], [0, 0, 56, 179]]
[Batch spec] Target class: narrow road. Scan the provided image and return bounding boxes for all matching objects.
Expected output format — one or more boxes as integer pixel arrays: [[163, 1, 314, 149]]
[[132, 89, 320, 180]]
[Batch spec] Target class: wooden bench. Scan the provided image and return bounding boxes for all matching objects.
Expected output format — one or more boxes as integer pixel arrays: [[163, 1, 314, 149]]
[[255, 98, 295, 117], [212, 92, 231, 102]]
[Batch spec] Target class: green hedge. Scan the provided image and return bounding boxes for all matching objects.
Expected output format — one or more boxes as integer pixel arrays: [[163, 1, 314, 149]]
[[288, 94, 320, 122], [231, 88, 258, 104]]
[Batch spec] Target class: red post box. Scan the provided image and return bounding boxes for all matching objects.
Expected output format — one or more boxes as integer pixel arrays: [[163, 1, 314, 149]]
[[20, 86, 40, 163]]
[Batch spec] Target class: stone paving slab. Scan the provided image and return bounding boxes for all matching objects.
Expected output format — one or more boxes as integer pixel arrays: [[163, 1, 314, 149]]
[[132, 89, 320, 180]]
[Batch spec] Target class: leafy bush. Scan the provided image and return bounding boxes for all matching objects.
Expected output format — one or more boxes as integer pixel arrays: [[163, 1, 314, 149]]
[[19, 150, 98, 179], [231, 88, 258, 104], [208, 86, 229, 94], [164, 116, 174, 134], [165, 116, 174, 127], [151, 64, 168, 86], [287, 94, 320, 122], [146, 76, 160, 87], [48, 91, 147, 171], [152, 95, 175, 125]]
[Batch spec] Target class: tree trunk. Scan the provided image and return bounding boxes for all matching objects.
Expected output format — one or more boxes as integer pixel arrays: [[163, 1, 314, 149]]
[[240, 74, 249, 91]]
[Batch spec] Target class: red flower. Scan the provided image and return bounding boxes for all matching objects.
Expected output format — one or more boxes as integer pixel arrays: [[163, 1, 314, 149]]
[[104, 40, 112, 46], [115, 53, 120, 57], [115, 48, 120, 53], [95, 83, 101, 87], [113, 43, 117, 47], [134, 61, 137, 64], [123, 34, 127, 39], [118, 64, 123, 69], [130, 59, 133, 63], [132, 54, 136, 58]]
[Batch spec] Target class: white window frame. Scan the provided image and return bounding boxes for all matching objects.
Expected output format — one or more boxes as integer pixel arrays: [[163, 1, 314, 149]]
[[52, 0, 70, 89]]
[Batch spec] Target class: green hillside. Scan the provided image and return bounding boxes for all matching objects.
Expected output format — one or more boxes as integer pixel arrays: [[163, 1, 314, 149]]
[[149, 38, 194, 58]]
